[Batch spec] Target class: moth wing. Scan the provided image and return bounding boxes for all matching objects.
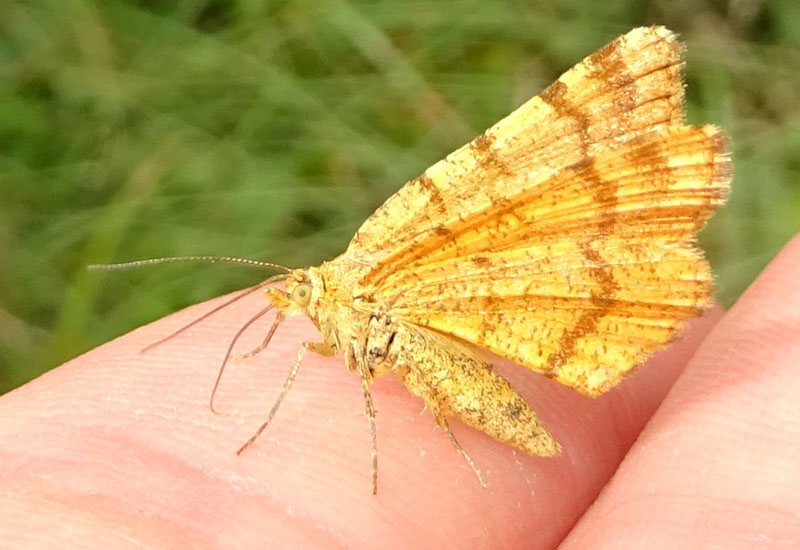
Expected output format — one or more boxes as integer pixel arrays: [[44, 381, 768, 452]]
[[375, 125, 730, 395]]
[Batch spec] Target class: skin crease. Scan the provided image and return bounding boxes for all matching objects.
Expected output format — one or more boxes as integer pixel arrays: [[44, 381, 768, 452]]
[[0, 234, 798, 548]]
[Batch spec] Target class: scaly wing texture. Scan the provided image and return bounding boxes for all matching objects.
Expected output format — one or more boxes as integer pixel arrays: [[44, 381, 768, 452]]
[[325, 27, 731, 395]]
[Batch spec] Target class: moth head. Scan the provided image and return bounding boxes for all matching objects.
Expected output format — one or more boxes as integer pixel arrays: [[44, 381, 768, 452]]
[[266, 267, 321, 316]]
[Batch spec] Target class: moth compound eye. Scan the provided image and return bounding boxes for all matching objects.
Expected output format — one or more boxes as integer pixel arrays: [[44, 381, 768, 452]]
[[291, 283, 312, 307]]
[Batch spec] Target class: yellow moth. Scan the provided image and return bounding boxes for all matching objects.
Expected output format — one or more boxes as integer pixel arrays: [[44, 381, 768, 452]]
[[96, 26, 730, 494]]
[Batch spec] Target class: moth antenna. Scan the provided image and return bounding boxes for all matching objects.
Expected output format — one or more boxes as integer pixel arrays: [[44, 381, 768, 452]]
[[140, 273, 287, 353], [88, 256, 292, 272], [210, 307, 284, 415]]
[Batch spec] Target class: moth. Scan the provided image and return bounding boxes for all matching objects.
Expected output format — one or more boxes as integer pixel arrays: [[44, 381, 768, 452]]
[[97, 26, 730, 494]]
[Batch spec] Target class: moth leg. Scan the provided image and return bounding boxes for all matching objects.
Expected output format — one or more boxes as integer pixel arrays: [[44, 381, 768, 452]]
[[232, 310, 285, 360], [430, 408, 487, 487], [407, 380, 486, 487], [237, 341, 335, 454], [351, 338, 379, 495]]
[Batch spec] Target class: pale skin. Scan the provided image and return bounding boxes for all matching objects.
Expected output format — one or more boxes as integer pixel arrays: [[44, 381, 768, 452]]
[[1, 233, 800, 548]]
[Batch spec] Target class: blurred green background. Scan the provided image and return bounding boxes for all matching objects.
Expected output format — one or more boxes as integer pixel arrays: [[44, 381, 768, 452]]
[[1, 0, 799, 394]]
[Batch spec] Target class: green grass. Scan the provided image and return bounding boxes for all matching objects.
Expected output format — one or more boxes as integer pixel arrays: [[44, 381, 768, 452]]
[[2, 0, 799, 394]]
